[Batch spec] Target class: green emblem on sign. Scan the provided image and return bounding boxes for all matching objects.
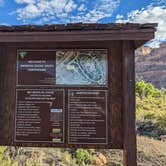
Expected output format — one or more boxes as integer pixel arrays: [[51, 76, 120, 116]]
[[19, 51, 27, 59]]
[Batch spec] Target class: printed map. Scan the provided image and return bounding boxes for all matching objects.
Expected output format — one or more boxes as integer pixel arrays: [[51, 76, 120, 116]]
[[56, 50, 107, 85]]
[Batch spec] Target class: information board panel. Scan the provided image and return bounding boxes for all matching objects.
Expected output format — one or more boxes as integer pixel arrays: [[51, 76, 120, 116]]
[[17, 49, 107, 86], [68, 89, 108, 144], [15, 89, 65, 143], [15, 49, 108, 146], [17, 50, 56, 86]]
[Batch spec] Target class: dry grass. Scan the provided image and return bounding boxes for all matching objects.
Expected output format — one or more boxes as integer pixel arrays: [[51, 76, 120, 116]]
[[137, 136, 166, 166], [101, 136, 166, 166], [1, 136, 166, 166]]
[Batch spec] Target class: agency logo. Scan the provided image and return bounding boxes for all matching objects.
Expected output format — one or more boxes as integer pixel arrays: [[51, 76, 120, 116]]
[[19, 51, 27, 59]]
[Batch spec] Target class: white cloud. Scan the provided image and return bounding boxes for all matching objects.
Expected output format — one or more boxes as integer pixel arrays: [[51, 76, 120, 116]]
[[69, 0, 120, 23], [116, 14, 124, 20], [14, 0, 77, 21], [17, 4, 40, 19], [78, 4, 86, 12], [64, 0, 77, 12], [116, 6, 166, 48], [0, 0, 4, 7], [13, 0, 120, 23]]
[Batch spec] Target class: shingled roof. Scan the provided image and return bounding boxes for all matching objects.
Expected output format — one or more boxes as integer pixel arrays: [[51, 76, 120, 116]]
[[0, 23, 157, 46], [0, 23, 157, 32]]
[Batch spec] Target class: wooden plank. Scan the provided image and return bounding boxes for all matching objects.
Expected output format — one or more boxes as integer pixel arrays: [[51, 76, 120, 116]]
[[122, 41, 137, 166], [108, 41, 123, 149], [0, 23, 157, 32], [0, 42, 123, 149], [0, 31, 155, 42], [0, 45, 15, 145], [18, 41, 123, 149]]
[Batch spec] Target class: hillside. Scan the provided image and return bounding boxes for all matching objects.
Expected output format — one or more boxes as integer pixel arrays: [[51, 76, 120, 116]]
[[135, 43, 166, 88]]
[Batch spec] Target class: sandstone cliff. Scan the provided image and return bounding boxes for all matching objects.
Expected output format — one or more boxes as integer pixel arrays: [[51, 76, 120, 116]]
[[135, 43, 166, 88]]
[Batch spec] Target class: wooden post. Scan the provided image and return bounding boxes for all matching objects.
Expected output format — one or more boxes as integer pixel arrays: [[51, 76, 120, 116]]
[[122, 41, 137, 166]]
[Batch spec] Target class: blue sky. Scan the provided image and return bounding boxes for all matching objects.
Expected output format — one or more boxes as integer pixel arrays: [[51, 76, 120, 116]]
[[0, 0, 166, 47]]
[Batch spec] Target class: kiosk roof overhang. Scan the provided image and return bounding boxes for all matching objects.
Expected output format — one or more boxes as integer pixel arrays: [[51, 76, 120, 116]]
[[0, 23, 157, 47]]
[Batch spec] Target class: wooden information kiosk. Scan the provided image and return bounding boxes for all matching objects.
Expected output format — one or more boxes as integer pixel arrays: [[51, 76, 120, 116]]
[[0, 23, 157, 166]]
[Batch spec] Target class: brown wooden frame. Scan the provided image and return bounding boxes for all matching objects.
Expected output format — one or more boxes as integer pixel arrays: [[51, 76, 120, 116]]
[[0, 23, 157, 166]]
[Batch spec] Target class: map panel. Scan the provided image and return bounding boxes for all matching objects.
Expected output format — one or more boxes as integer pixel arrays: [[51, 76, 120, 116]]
[[56, 50, 107, 85]]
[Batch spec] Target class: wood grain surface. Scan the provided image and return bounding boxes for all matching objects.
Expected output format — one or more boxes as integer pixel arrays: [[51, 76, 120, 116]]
[[0, 41, 124, 149], [122, 41, 137, 166]]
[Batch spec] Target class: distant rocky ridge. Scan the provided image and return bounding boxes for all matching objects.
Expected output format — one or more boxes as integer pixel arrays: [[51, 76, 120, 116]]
[[135, 43, 166, 89]]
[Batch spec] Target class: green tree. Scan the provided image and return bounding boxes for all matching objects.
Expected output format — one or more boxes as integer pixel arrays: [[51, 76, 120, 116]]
[[136, 80, 146, 99], [136, 80, 164, 99], [144, 82, 155, 97]]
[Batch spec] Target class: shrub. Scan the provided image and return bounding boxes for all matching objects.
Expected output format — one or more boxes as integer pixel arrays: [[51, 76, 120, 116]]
[[73, 149, 95, 166], [136, 83, 166, 138], [136, 80, 165, 99], [0, 147, 19, 166]]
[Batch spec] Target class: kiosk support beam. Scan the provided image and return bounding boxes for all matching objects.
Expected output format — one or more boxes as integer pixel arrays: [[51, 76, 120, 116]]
[[122, 41, 137, 166]]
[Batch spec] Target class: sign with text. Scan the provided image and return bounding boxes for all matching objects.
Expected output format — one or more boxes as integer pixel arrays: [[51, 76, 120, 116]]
[[15, 49, 108, 146], [17, 49, 107, 86], [17, 50, 56, 85], [68, 90, 108, 144], [15, 89, 64, 143]]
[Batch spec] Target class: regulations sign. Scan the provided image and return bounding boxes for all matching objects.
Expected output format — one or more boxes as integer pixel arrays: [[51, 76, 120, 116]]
[[15, 49, 108, 146], [68, 90, 108, 144], [15, 89, 64, 143]]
